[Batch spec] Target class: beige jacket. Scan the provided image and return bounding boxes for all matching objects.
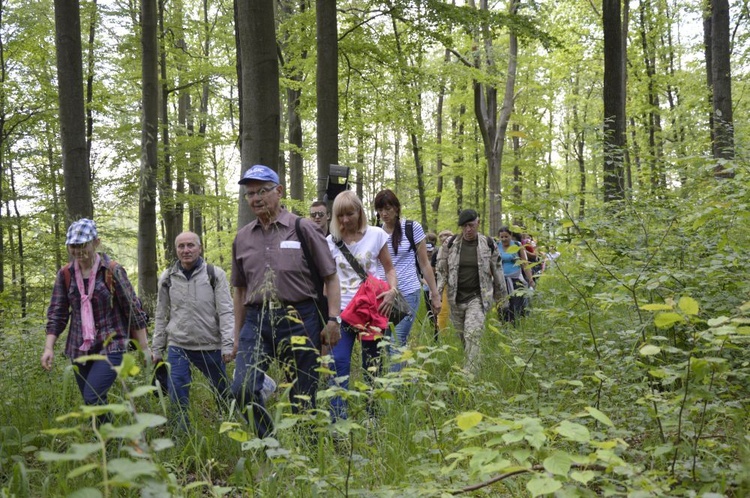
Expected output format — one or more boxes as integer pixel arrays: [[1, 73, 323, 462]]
[[152, 261, 234, 356]]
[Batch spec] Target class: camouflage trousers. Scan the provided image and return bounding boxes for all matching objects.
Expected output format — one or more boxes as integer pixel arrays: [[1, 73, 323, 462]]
[[450, 296, 485, 369]]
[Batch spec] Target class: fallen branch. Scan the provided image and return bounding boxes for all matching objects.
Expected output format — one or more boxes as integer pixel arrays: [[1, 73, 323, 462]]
[[451, 463, 608, 495]]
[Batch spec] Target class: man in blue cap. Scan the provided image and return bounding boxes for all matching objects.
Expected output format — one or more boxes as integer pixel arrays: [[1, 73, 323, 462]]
[[231, 165, 342, 438]]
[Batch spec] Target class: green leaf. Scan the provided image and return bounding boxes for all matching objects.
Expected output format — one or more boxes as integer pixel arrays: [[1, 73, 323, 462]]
[[68, 488, 103, 498], [108, 458, 159, 480], [678, 296, 699, 315], [707, 316, 730, 327], [639, 303, 673, 311], [527, 475, 562, 496], [570, 470, 596, 484], [654, 312, 684, 328], [67, 463, 99, 479], [150, 438, 174, 452], [584, 406, 614, 427], [505, 244, 521, 254], [456, 411, 483, 430], [639, 344, 661, 356], [543, 452, 572, 476], [127, 385, 158, 399], [38, 443, 101, 462], [555, 421, 590, 442]]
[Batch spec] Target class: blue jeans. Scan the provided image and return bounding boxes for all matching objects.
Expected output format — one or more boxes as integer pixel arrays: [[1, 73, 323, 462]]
[[166, 346, 229, 426], [72, 352, 123, 426], [389, 289, 422, 372], [231, 300, 321, 438], [329, 323, 385, 421]]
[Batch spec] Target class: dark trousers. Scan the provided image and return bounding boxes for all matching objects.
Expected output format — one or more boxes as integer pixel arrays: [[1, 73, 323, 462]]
[[423, 289, 439, 341], [231, 300, 321, 438], [73, 352, 123, 426], [167, 346, 229, 428]]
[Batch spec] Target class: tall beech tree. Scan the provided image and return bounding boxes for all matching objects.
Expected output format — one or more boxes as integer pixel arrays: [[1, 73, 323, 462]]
[[602, 0, 626, 202], [316, 0, 337, 203], [710, 0, 734, 166], [236, 0, 279, 228], [54, 0, 93, 221], [139, 0, 159, 305]]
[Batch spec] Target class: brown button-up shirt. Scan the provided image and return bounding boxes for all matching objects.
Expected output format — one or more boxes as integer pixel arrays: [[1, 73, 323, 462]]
[[231, 209, 336, 305]]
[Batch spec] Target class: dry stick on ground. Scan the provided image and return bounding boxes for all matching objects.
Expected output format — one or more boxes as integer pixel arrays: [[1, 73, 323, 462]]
[[450, 464, 608, 495]]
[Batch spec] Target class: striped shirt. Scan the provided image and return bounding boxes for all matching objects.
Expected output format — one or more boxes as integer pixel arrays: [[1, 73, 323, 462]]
[[376, 219, 425, 295], [46, 253, 149, 359]]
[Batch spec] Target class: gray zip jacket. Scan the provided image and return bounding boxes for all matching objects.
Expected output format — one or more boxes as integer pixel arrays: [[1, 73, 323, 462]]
[[152, 261, 234, 356]]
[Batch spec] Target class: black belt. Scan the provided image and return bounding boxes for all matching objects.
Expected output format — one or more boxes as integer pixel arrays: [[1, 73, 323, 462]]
[[246, 299, 314, 311]]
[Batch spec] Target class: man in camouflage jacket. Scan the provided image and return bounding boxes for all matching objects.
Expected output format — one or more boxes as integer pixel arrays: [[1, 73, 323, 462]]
[[436, 209, 507, 369]]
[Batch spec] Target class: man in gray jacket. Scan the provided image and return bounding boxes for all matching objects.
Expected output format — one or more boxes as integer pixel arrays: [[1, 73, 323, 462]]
[[152, 231, 234, 429]]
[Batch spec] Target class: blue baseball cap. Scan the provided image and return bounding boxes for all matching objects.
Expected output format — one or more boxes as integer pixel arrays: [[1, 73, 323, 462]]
[[238, 165, 279, 185], [66, 218, 98, 245]]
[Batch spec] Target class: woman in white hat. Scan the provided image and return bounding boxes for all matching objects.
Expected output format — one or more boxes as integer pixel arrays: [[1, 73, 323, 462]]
[[42, 219, 149, 425]]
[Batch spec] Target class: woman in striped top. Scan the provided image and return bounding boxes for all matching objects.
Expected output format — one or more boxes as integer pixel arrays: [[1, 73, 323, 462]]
[[374, 190, 441, 369]]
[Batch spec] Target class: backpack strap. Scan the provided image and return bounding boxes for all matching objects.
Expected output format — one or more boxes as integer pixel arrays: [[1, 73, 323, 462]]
[[206, 263, 217, 290], [62, 259, 118, 292], [405, 219, 423, 278]]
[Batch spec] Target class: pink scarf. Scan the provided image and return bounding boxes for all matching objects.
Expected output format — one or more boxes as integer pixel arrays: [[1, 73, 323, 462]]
[[75, 254, 101, 352]]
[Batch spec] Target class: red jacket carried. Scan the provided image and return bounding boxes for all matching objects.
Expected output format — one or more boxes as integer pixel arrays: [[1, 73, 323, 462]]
[[340, 274, 390, 340]]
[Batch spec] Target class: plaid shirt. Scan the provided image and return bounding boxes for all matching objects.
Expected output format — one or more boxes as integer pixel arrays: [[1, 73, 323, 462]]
[[46, 253, 149, 359]]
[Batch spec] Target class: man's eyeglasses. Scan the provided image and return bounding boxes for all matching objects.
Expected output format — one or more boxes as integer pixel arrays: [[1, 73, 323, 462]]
[[243, 187, 276, 200], [309, 212, 327, 219]]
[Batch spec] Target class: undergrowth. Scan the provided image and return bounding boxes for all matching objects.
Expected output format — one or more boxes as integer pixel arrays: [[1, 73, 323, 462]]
[[1, 168, 749, 496]]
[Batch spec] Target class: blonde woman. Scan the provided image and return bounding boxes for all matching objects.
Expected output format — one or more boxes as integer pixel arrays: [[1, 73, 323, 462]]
[[327, 191, 397, 421]]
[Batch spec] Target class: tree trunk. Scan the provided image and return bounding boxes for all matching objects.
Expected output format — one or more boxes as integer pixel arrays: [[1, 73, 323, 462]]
[[138, 0, 159, 308], [54, 0, 93, 221], [316, 0, 337, 202], [85, 0, 98, 163], [8, 162, 26, 317], [711, 0, 734, 167], [472, 0, 518, 236], [602, 0, 626, 202], [158, 0, 176, 262], [431, 49, 449, 230], [236, 0, 280, 227]]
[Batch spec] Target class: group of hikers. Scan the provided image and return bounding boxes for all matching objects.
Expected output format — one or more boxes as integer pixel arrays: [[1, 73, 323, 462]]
[[42, 164, 558, 438]]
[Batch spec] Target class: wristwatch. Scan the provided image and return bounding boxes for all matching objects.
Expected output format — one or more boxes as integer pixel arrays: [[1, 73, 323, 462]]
[[328, 315, 342, 325]]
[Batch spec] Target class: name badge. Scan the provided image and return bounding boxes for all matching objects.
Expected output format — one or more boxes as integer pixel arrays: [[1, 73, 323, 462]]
[[280, 241, 301, 249]]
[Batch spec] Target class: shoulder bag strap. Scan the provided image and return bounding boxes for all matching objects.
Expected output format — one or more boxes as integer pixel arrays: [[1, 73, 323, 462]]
[[334, 239, 368, 282]]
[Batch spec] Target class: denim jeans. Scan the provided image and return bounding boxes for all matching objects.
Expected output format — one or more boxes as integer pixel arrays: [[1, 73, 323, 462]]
[[231, 300, 321, 438], [166, 346, 229, 428], [73, 352, 123, 426], [329, 323, 385, 421], [389, 288, 422, 372]]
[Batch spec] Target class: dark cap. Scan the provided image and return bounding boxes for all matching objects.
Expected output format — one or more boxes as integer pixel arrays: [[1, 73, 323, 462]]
[[458, 209, 479, 226], [238, 165, 279, 185]]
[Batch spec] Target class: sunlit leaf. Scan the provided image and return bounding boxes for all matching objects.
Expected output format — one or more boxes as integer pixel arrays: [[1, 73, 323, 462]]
[[219, 422, 242, 434], [555, 421, 590, 442], [707, 316, 730, 327], [584, 407, 614, 427], [639, 344, 661, 356], [290, 335, 307, 345], [654, 313, 684, 328], [456, 411, 483, 430], [127, 385, 157, 399], [678, 296, 699, 315], [527, 475, 562, 496], [639, 304, 673, 311]]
